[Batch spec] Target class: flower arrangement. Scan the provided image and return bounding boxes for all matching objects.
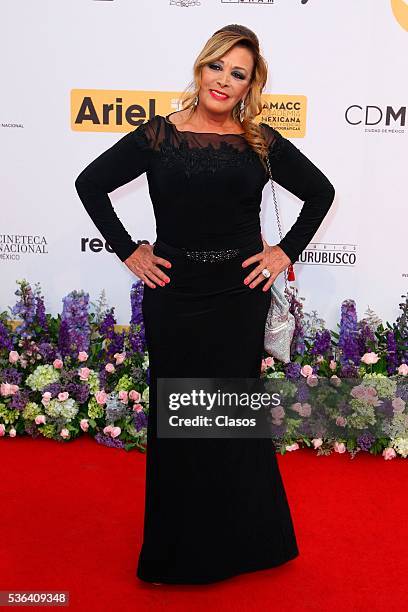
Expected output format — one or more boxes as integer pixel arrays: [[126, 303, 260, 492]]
[[261, 288, 408, 459], [0, 280, 149, 451], [0, 279, 407, 459]]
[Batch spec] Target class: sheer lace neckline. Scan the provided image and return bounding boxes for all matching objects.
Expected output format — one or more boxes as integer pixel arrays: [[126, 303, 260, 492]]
[[164, 112, 246, 137]]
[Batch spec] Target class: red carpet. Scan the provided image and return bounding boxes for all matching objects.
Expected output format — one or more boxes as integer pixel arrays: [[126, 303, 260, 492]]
[[0, 435, 406, 611]]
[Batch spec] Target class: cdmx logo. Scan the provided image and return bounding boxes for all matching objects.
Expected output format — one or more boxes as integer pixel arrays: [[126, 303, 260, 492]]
[[345, 105, 407, 128]]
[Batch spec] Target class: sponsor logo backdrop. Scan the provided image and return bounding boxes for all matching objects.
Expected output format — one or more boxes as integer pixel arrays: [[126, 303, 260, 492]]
[[1, 0, 406, 327]]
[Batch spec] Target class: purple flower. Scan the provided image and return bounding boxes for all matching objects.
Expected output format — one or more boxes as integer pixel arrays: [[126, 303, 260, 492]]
[[338, 299, 360, 366], [310, 329, 332, 356], [297, 380, 310, 403], [94, 432, 125, 449], [35, 291, 48, 331], [357, 432, 375, 451], [339, 363, 359, 378], [284, 362, 301, 380], [99, 308, 125, 360], [10, 281, 49, 339], [58, 291, 91, 359], [386, 330, 398, 376], [9, 389, 30, 410], [0, 321, 13, 351], [129, 281, 147, 354], [394, 293, 408, 363], [0, 368, 23, 385], [24, 422, 42, 438], [37, 342, 58, 362], [357, 323, 376, 357], [133, 410, 148, 432], [11, 280, 36, 338], [42, 382, 63, 398]]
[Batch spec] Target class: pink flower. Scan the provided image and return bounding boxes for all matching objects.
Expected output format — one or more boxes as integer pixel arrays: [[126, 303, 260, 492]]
[[271, 405, 285, 420], [53, 358, 63, 369], [312, 438, 323, 449], [299, 403, 311, 417], [95, 390, 108, 405], [330, 375, 341, 387], [398, 364, 408, 376], [60, 428, 70, 439], [80, 419, 89, 432], [383, 447, 397, 460], [114, 352, 126, 365], [0, 424, 6, 436], [1, 383, 16, 397], [9, 350, 19, 364], [285, 443, 299, 452], [351, 385, 367, 399], [35, 415, 46, 425], [41, 391, 52, 406], [105, 363, 115, 373], [291, 402, 302, 414], [58, 391, 69, 401], [261, 356, 275, 372], [79, 367, 91, 381], [132, 403, 144, 413], [334, 441, 346, 453], [306, 374, 319, 387], [301, 365, 313, 377], [351, 385, 382, 407], [392, 397, 406, 413], [329, 360, 337, 371], [336, 416, 347, 427], [103, 425, 121, 438], [118, 390, 128, 403], [129, 390, 141, 402], [9, 427, 17, 438], [264, 356, 274, 368], [78, 351, 88, 362], [361, 352, 379, 365]]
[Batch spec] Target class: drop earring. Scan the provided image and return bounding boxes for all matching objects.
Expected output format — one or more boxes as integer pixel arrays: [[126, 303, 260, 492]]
[[194, 95, 199, 107], [239, 99, 245, 121]]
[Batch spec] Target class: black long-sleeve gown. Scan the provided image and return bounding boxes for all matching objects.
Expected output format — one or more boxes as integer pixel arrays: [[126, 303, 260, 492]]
[[75, 112, 335, 584]]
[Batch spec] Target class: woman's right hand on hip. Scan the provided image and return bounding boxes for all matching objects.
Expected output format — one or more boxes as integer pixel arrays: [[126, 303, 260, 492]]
[[123, 244, 172, 288]]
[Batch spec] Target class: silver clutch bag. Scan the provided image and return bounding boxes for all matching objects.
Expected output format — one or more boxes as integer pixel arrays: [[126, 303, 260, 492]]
[[263, 153, 296, 364]]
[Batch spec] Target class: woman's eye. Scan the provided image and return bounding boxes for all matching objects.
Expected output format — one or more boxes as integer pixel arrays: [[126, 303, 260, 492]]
[[208, 64, 245, 80]]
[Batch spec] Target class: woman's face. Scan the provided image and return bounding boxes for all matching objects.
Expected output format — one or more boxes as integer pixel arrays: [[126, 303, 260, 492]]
[[200, 45, 254, 116]]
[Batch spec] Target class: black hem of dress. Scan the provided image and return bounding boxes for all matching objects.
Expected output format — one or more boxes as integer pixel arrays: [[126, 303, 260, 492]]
[[136, 548, 299, 586]]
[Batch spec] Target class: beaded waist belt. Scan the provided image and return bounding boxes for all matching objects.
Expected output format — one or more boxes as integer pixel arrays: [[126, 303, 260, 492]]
[[181, 247, 241, 263]]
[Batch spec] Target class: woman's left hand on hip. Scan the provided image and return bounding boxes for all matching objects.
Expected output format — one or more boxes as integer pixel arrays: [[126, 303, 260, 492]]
[[241, 237, 292, 291]]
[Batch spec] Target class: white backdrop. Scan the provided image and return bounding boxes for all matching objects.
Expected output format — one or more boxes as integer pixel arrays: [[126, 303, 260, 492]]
[[1, 0, 407, 328]]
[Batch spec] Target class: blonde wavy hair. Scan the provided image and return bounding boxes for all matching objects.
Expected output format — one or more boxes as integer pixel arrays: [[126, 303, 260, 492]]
[[178, 24, 270, 172]]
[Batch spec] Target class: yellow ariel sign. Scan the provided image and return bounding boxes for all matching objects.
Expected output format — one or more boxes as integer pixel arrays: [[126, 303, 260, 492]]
[[71, 90, 306, 138], [71, 90, 165, 132], [391, 0, 408, 31]]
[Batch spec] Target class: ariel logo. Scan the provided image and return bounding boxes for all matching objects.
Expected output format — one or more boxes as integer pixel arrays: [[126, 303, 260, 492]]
[[391, 0, 408, 31]]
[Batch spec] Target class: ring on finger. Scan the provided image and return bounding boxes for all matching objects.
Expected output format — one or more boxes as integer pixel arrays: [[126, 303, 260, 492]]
[[261, 267, 271, 279]]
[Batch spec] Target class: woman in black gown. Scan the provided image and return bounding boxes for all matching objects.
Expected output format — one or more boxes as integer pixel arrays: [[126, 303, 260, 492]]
[[75, 24, 335, 584]]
